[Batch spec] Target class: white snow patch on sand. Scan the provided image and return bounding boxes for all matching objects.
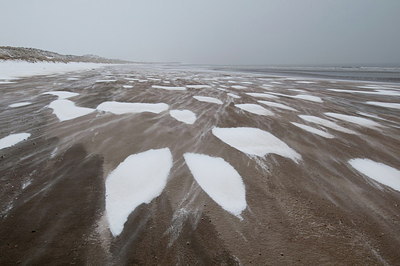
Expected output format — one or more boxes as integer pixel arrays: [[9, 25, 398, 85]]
[[357, 85, 398, 90], [43, 91, 79, 99], [193, 96, 223, 105], [49, 100, 95, 121], [169, 110, 196, 124], [288, 89, 306, 93], [231, 85, 247, 90], [187, 85, 211, 89], [95, 79, 117, 83], [0, 133, 31, 150], [325, 113, 381, 128], [106, 148, 173, 236], [235, 104, 273, 116], [9, 102, 32, 108], [258, 100, 297, 111], [227, 93, 240, 99], [97, 101, 169, 115], [296, 81, 315, 84], [152, 85, 186, 91], [212, 127, 301, 162], [328, 89, 400, 97], [349, 159, 400, 192], [291, 122, 334, 138], [246, 93, 278, 99], [366, 101, 400, 110], [292, 94, 323, 103], [0, 61, 105, 80], [357, 112, 382, 120], [299, 115, 356, 134], [184, 153, 246, 217]]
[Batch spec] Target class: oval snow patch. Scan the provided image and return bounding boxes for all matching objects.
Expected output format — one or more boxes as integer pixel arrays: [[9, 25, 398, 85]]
[[184, 153, 246, 217], [106, 148, 173, 236]]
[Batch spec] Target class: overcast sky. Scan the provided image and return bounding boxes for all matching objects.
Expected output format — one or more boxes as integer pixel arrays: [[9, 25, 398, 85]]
[[1, 0, 399, 65]]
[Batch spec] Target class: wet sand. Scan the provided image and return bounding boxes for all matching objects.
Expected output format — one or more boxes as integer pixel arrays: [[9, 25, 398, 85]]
[[1, 64, 400, 265]]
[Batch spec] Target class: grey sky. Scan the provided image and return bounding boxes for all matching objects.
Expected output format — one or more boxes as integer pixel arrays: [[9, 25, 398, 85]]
[[1, 0, 399, 65]]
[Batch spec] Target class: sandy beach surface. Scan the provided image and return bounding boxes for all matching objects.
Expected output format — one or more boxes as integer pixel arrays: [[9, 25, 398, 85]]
[[1, 64, 399, 265]]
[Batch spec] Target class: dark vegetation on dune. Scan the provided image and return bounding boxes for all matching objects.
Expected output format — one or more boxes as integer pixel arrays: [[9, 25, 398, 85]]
[[0, 46, 131, 64]]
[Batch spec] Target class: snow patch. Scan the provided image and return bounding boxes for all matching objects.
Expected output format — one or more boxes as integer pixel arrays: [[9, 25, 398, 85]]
[[258, 100, 297, 111], [106, 148, 173, 236], [328, 89, 400, 97], [235, 104, 273, 116], [227, 93, 240, 99], [9, 102, 32, 108], [0, 133, 31, 150], [246, 93, 278, 99], [292, 94, 323, 103], [193, 96, 223, 105], [0, 61, 105, 80], [96, 79, 117, 83], [366, 101, 400, 110], [48, 100, 95, 121], [349, 159, 400, 192], [187, 85, 211, 89], [299, 115, 356, 134], [291, 122, 334, 138], [43, 91, 79, 99], [97, 101, 169, 115], [212, 127, 301, 162], [325, 113, 381, 128], [357, 112, 382, 120], [152, 85, 186, 91], [169, 110, 197, 124], [184, 153, 246, 217], [231, 85, 247, 90]]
